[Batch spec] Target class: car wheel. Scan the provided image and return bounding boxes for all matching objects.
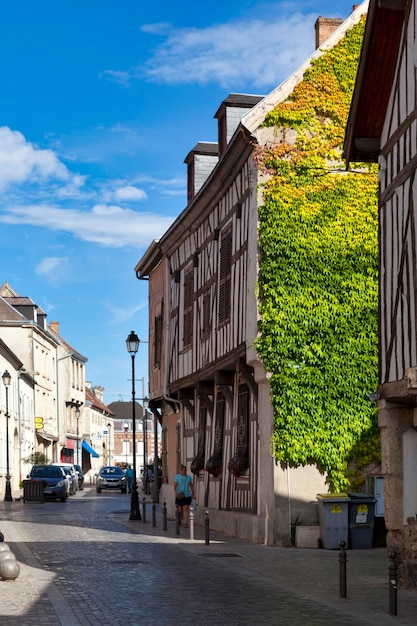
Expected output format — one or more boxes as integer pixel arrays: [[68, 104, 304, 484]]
[[60, 495, 67, 502], [96, 487, 101, 493], [121, 487, 126, 494]]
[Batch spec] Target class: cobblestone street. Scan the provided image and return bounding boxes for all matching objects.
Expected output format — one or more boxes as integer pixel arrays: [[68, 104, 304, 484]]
[[0, 486, 416, 625]]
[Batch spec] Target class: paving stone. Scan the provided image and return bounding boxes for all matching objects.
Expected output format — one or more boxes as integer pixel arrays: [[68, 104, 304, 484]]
[[0, 488, 416, 625]]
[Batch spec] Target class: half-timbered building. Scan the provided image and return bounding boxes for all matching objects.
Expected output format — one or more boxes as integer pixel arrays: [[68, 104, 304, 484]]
[[345, 0, 417, 584], [137, 4, 368, 545]]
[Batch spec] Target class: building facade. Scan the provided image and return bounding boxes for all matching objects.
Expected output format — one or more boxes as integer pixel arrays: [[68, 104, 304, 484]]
[[345, 0, 417, 585], [135, 5, 369, 545]]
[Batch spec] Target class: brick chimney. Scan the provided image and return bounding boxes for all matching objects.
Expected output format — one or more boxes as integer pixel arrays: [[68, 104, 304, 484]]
[[50, 321, 59, 334], [315, 16, 344, 48]]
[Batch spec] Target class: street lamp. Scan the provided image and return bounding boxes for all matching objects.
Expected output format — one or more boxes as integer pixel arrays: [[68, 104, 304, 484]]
[[75, 406, 80, 466], [126, 330, 141, 520], [2, 371, 13, 502]]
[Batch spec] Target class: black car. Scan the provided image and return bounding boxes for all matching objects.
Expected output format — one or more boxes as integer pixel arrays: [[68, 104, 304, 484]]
[[29, 465, 68, 502], [96, 466, 127, 493], [74, 464, 84, 490]]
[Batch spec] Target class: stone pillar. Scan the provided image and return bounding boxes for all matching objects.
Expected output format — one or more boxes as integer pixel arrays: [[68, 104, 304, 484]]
[[379, 400, 414, 581]]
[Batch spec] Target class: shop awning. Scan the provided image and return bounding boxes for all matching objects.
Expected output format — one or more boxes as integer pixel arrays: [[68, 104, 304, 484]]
[[82, 440, 99, 458]]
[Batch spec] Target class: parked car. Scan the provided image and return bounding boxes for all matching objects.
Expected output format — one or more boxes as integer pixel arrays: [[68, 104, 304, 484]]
[[96, 466, 127, 493], [28, 465, 68, 502], [74, 464, 84, 490], [53, 463, 78, 495]]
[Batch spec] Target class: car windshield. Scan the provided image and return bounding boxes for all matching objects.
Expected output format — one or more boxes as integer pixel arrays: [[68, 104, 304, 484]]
[[101, 467, 123, 476], [32, 466, 62, 478]]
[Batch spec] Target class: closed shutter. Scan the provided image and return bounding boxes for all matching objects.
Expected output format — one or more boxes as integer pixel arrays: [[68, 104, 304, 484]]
[[218, 226, 232, 324], [154, 314, 162, 368], [183, 268, 194, 348]]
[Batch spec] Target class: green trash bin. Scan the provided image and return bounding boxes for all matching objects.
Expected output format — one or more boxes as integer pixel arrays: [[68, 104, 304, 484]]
[[347, 492, 376, 549], [317, 493, 350, 549]]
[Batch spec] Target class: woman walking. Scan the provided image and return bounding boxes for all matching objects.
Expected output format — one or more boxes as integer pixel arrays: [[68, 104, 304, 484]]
[[174, 464, 194, 527]]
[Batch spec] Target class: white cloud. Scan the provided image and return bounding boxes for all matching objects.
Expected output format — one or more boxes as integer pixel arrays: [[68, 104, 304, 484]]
[[137, 13, 316, 88], [0, 126, 78, 190], [36, 256, 69, 280], [101, 300, 148, 325], [100, 69, 131, 87], [0, 204, 175, 248], [103, 185, 148, 203]]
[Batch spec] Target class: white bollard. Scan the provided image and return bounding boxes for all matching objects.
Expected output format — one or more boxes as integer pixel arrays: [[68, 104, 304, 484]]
[[189, 506, 194, 541]]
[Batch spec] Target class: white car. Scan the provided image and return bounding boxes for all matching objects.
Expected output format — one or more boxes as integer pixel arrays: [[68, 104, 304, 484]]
[[53, 463, 78, 495]]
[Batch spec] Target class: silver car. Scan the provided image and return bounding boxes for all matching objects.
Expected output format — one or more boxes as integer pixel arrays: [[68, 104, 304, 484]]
[[96, 466, 127, 494]]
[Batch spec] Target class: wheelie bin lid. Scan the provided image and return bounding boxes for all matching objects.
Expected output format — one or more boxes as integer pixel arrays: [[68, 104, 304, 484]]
[[317, 493, 349, 500], [347, 492, 375, 500]]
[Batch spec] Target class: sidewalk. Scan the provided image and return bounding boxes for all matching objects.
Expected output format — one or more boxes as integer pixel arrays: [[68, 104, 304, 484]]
[[1, 492, 417, 625], [118, 503, 417, 625]]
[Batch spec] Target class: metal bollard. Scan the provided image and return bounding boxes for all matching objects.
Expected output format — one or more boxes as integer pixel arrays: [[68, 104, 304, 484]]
[[152, 501, 156, 527], [388, 550, 398, 616], [205, 510, 210, 545], [175, 506, 180, 535], [338, 541, 347, 598], [142, 497, 147, 523], [189, 507, 194, 541], [163, 501, 167, 531]]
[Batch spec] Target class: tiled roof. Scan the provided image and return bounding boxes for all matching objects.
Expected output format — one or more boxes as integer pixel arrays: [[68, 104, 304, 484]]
[[108, 400, 145, 420], [86, 386, 114, 415], [0, 297, 27, 322], [48, 325, 87, 362]]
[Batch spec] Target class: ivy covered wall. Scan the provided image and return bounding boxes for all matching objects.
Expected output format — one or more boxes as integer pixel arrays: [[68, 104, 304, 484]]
[[256, 19, 379, 492]]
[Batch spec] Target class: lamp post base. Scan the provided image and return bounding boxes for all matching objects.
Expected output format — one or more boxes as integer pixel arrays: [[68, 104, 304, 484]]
[[129, 483, 141, 520], [4, 478, 12, 502]]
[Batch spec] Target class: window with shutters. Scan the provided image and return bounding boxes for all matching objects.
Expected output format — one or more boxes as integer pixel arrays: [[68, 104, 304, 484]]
[[218, 225, 232, 325], [201, 290, 211, 338], [153, 314, 162, 368], [206, 394, 225, 477], [191, 406, 206, 475], [228, 384, 249, 477], [183, 268, 194, 349]]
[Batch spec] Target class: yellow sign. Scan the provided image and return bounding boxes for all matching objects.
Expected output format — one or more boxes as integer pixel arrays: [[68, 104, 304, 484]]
[[35, 417, 44, 430], [357, 504, 368, 514], [330, 505, 342, 514]]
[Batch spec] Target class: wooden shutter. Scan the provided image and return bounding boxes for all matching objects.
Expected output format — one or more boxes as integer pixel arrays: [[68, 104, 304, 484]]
[[218, 226, 232, 324], [202, 290, 211, 337], [153, 314, 162, 368], [183, 268, 194, 349]]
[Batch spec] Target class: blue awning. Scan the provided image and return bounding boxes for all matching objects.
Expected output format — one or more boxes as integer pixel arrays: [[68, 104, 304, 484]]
[[82, 440, 99, 458]]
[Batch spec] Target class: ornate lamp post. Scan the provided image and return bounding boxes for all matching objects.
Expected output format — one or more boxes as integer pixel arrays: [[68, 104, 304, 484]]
[[126, 331, 141, 520], [2, 371, 13, 502], [75, 406, 80, 466]]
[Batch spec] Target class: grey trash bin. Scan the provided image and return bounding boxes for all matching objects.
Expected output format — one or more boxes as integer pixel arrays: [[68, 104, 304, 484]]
[[317, 493, 350, 549], [347, 492, 376, 549]]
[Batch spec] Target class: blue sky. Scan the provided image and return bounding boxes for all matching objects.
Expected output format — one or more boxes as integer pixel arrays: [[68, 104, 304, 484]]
[[0, 0, 358, 403]]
